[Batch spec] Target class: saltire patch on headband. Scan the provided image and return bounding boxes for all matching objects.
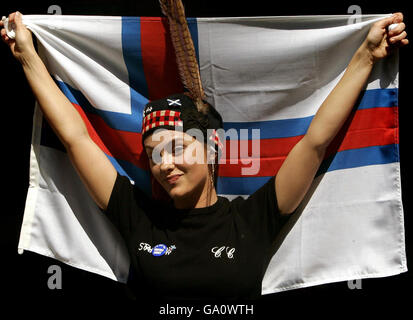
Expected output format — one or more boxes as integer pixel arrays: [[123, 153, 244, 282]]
[[141, 93, 224, 155]]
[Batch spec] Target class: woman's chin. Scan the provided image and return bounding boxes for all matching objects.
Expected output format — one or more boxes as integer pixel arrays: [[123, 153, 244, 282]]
[[167, 186, 186, 199], [167, 185, 197, 206]]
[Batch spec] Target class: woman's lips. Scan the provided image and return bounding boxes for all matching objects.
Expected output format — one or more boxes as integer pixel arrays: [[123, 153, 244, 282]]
[[166, 174, 182, 184]]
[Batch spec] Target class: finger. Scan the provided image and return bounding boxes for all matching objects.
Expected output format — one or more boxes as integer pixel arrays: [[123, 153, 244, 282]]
[[5, 12, 16, 37], [0, 27, 9, 41], [389, 31, 407, 44], [377, 12, 403, 29], [377, 15, 396, 29], [392, 12, 404, 24], [388, 22, 405, 36], [14, 11, 23, 26], [8, 12, 16, 24], [1, 32, 10, 43], [391, 37, 409, 49], [397, 37, 409, 46]]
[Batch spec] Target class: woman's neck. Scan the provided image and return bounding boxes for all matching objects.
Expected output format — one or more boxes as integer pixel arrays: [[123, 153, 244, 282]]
[[174, 185, 218, 209]]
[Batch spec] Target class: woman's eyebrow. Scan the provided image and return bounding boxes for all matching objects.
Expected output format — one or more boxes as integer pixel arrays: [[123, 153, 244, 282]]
[[146, 137, 186, 150], [164, 137, 185, 146]]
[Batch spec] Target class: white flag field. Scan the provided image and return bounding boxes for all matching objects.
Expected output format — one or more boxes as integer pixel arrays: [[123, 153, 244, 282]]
[[17, 14, 407, 295]]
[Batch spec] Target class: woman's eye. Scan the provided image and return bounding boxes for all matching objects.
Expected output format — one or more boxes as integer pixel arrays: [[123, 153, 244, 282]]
[[146, 152, 157, 164]]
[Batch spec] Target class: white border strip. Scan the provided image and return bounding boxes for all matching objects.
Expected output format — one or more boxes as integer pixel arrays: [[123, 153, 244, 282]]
[[17, 102, 43, 254]]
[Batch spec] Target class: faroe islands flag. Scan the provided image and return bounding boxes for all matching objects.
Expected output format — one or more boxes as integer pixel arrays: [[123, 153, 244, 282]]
[[17, 14, 407, 295]]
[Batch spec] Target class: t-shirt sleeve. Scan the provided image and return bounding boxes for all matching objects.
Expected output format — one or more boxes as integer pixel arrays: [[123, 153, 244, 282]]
[[234, 175, 292, 246], [104, 172, 138, 239]]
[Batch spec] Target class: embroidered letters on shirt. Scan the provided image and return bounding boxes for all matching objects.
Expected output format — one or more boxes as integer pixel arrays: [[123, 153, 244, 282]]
[[211, 246, 236, 259]]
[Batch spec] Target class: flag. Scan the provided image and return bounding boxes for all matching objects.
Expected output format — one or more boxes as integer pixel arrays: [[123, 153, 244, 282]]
[[17, 14, 407, 294]]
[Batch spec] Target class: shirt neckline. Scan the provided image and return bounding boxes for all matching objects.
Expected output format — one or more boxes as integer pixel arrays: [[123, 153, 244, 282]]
[[170, 196, 227, 216]]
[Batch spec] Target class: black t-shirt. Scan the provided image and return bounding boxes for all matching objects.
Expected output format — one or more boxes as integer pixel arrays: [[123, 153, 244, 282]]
[[105, 172, 291, 301]]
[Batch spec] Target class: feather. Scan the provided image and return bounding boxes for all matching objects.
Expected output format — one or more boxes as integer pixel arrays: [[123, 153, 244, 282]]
[[159, 0, 209, 114]]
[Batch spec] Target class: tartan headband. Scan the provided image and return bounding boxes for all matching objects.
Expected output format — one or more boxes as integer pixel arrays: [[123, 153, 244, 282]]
[[141, 93, 224, 153]]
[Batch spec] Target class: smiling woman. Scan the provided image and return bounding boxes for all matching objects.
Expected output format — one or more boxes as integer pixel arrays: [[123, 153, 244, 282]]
[[144, 128, 216, 209], [100, 88, 294, 301], [141, 92, 223, 209]]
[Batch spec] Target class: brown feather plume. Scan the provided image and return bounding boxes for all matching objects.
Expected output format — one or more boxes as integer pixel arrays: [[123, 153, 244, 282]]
[[159, 0, 208, 114]]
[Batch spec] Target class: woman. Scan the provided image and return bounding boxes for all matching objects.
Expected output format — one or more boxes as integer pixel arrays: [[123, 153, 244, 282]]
[[1, 11, 408, 300]]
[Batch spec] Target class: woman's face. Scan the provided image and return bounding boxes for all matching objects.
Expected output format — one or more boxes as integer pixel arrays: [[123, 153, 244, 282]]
[[144, 129, 211, 207]]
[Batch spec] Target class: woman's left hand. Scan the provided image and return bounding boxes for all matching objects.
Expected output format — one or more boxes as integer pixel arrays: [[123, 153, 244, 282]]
[[364, 12, 408, 63]]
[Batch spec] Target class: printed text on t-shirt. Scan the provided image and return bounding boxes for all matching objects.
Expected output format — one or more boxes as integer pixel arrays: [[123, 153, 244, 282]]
[[211, 246, 236, 259]]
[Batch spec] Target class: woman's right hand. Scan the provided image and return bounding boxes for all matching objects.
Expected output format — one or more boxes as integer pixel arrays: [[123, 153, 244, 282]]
[[0, 11, 37, 63]]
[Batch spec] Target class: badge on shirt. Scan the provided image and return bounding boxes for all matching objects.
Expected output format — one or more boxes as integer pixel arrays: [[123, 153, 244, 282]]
[[138, 242, 176, 257], [152, 244, 168, 256]]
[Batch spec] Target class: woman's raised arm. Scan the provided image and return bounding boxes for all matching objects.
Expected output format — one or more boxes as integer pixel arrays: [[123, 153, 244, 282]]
[[275, 13, 408, 215], [1, 12, 117, 210]]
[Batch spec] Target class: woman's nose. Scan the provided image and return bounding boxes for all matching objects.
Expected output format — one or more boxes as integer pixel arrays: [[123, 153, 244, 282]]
[[160, 151, 175, 171]]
